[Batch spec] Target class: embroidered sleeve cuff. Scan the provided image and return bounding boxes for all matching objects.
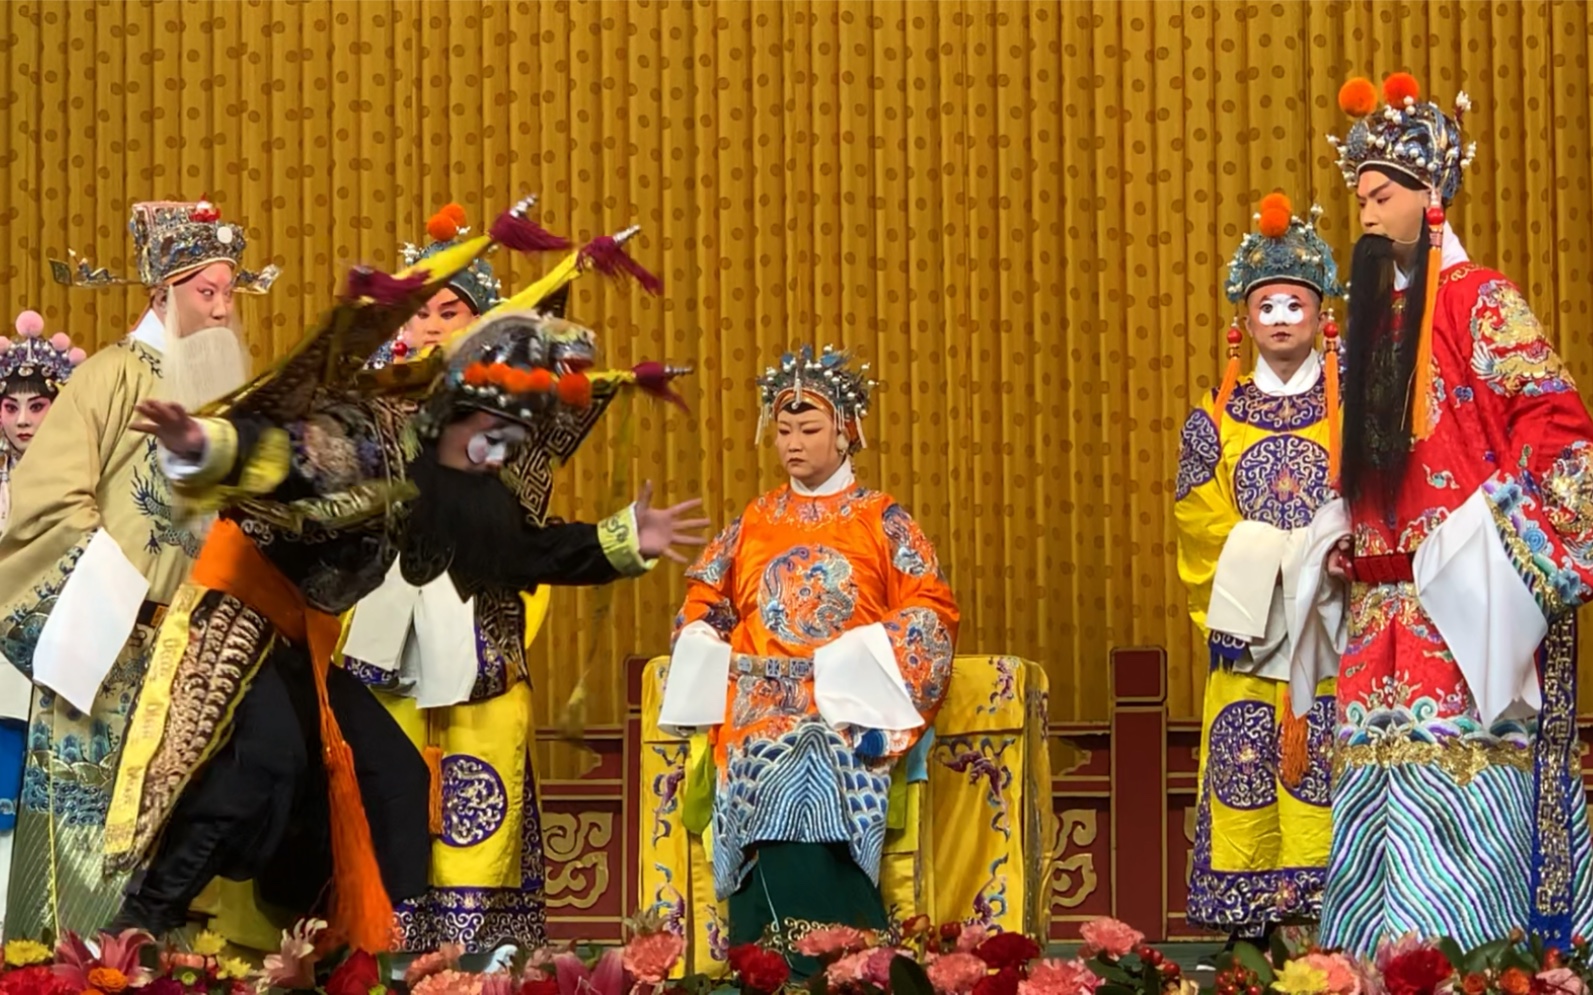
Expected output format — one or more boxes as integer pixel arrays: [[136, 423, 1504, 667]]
[[598, 505, 657, 577], [158, 417, 237, 490]]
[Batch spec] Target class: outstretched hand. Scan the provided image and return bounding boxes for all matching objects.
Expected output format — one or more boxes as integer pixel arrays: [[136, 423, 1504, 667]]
[[634, 480, 711, 564], [131, 399, 205, 461]]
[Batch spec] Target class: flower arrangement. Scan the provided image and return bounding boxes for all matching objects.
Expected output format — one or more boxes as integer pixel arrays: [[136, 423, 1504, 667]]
[[0, 929, 259, 995]]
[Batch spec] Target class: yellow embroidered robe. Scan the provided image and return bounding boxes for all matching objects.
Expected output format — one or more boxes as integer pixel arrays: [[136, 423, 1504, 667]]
[[0, 338, 200, 939], [1174, 364, 1336, 935]]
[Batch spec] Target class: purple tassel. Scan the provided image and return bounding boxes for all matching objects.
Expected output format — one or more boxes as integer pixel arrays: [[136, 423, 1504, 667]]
[[631, 361, 691, 413], [343, 266, 427, 305], [581, 236, 664, 296], [490, 209, 571, 253]]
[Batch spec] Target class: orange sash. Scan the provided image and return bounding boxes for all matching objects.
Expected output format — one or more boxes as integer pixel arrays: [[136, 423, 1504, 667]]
[[193, 518, 394, 953]]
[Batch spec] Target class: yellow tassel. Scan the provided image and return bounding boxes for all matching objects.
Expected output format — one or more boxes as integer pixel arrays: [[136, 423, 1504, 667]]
[[1279, 705, 1310, 788], [1410, 207, 1446, 441], [423, 744, 444, 837]]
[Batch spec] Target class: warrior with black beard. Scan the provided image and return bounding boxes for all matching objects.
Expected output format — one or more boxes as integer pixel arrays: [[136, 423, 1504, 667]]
[[1291, 74, 1593, 954], [97, 203, 704, 953]]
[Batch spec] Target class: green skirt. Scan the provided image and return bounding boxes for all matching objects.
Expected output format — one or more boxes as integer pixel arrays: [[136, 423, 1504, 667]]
[[727, 841, 888, 980]]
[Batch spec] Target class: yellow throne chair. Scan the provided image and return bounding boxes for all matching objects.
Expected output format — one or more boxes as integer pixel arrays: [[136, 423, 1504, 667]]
[[637, 655, 1055, 975]]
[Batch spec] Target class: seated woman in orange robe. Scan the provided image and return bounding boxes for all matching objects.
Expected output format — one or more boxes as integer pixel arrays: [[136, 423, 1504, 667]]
[[658, 345, 959, 975]]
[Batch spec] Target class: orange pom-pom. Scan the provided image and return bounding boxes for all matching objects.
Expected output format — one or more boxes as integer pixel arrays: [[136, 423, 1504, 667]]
[[441, 202, 467, 225], [556, 371, 592, 408], [426, 211, 460, 243], [1259, 192, 1291, 215], [526, 369, 556, 393], [1259, 206, 1292, 239], [484, 363, 512, 387], [1382, 71, 1420, 107], [462, 362, 491, 387], [1338, 77, 1378, 117], [502, 368, 537, 395]]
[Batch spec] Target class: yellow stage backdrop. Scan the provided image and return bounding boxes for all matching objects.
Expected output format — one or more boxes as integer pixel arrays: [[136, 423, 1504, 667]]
[[3, 0, 1593, 748]]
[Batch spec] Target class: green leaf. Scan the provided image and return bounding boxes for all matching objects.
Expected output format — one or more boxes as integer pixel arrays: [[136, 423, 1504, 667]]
[[1092, 962, 1136, 985], [889, 955, 936, 995], [1270, 932, 1292, 971], [1436, 939, 1467, 974], [1234, 943, 1277, 986], [1464, 939, 1513, 977], [1499, 947, 1536, 974]]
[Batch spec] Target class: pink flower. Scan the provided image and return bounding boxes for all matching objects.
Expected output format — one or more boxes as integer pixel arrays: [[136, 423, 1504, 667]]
[[927, 953, 991, 995], [53, 930, 156, 991], [407, 945, 466, 987], [1536, 969, 1587, 995], [623, 932, 685, 985], [1301, 953, 1363, 995], [1374, 934, 1430, 974], [957, 926, 992, 954], [860, 949, 909, 988], [1019, 960, 1102, 995], [262, 919, 329, 991], [797, 927, 873, 960], [553, 950, 626, 995], [413, 970, 486, 995], [523, 949, 558, 983], [1078, 919, 1144, 961], [827, 952, 872, 989], [481, 975, 515, 995]]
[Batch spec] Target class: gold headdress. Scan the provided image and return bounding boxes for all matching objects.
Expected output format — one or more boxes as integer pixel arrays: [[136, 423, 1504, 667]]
[[50, 198, 279, 294]]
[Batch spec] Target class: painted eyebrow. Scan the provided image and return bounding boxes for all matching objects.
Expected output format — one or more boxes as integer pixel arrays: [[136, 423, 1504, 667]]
[[1359, 179, 1393, 201]]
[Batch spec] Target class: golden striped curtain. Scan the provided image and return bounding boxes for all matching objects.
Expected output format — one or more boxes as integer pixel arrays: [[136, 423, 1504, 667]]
[[4, 0, 1593, 748]]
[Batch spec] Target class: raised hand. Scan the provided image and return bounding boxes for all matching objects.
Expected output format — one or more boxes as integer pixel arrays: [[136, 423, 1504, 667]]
[[131, 399, 205, 461], [634, 480, 711, 564]]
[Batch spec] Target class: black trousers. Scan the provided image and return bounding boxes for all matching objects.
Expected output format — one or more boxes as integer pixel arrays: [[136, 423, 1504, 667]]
[[118, 641, 431, 934]]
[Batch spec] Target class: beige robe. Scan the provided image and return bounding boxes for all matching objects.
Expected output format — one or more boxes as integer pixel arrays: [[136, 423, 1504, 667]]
[[0, 314, 201, 939]]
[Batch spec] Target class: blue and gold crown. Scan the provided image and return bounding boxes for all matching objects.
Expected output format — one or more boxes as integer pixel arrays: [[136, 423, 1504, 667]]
[[1326, 72, 1475, 205], [50, 198, 279, 293], [756, 344, 878, 452], [399, 203, 502, 315], [1224, 193, 1344, 303]]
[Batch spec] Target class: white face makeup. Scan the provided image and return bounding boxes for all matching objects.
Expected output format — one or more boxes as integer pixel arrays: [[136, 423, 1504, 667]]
[[465, 423, 529, 468], [1257, 292, 1307, 327]]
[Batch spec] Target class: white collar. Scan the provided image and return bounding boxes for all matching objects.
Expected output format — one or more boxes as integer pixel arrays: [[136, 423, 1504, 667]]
[[128, 308, 165, 354], [1394, 222, 1470, 291], [1253, 351, 1321, 397], [790, 459, 855, 497]]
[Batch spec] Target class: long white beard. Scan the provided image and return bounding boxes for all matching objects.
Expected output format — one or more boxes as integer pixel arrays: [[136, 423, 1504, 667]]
[[156, 322, 250, 411]]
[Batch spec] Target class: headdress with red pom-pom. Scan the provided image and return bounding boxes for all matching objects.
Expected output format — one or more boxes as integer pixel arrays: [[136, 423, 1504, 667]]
[[1327, 71, 1475, 204], [0, 310, 88, 400], [49, 198, 279, 295], [398, 203, 509, 316], [1215, 192, 1343, 460]]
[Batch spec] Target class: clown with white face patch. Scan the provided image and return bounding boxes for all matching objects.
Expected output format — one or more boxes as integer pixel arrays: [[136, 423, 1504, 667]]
[[1174, 191, 1344, 943], [464, 420, 528, 469]]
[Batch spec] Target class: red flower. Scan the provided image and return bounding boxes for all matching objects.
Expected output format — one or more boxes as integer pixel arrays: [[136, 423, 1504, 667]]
[[0, 967, 73, 995], [730, 946, 790, 995], [522, 980, 561, 995], [976, 934, 1043, 972], [974, 967, 1022, 995], [1383, 949, 1453, 995], [326, 951, 381, 995]]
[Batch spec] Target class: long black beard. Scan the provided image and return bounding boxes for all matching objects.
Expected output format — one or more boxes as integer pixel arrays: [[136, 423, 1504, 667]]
[[1339, 233, 1429, 513], [402, 445, 529, 592]]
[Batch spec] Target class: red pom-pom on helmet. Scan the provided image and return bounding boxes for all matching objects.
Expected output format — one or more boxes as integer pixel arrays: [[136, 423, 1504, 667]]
[[1258, 191, 1292, 238], [1338, 77, 1378, 117], [441, 203, 467, 226], [1425, 205, 1447, 227], [1382, 71, 1420, 107], [1226, 326, 1245, 346], [190, 197, 220, 223], [391, 339, 409, 358], [556, 371, 592, 408], [1322, 321, 1340, 340], [427, 209, 460, 243]]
